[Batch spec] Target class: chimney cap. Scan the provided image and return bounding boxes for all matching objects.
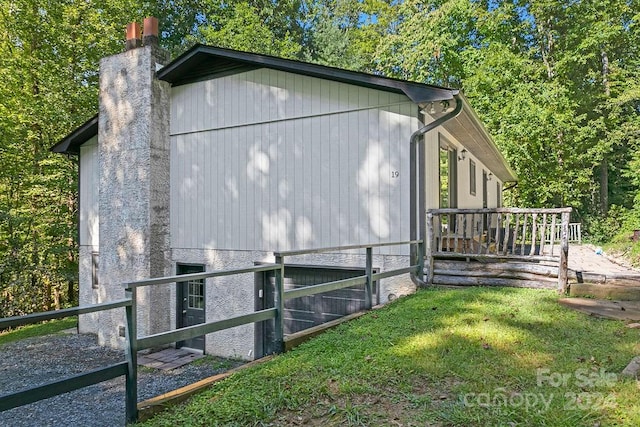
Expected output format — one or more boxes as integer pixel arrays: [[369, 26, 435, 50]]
[[143, 17, 159, 45], [125, 22, 142, 50]]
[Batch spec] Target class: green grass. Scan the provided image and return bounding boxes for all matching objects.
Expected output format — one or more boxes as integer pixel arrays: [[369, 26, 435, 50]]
[[0, 317, 77, 346], [138, 288, 640, 426]]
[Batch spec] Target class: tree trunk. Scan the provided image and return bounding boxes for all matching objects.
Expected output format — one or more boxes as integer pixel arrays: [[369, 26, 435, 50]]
[[600, 48, 610, 214], [600, 158, 609, 214], [538, 20, 555, 79], [601, 48, 611, 97], [53, 285, 61, 310]]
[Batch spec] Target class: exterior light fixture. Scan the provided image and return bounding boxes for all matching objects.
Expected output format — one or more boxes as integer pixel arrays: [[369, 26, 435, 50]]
[[440, 100, 451, 112], [488, 172, 493, 181], [458, 148, 467, 161]]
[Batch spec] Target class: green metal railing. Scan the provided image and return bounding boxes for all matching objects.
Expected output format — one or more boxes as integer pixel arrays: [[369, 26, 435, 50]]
[[124, 239, 423, 421], [0, 299, 132, 413], [0, 239, 423, 424]]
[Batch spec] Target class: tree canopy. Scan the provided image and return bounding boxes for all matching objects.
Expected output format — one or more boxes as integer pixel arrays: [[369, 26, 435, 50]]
[[1, 0, 638, 315]]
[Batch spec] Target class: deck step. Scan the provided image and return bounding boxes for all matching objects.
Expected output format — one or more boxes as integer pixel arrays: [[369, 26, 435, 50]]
[[569, 283, 640, 301], [570, 271, 640, 286]]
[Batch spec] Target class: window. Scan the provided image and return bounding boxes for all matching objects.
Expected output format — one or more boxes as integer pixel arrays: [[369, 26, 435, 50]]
[[439, 135, 458, 209], [187, 278, 205, 309], [177, 264, 206, 310], [469, 160, 476, 196], [439, 146, 449, 208]]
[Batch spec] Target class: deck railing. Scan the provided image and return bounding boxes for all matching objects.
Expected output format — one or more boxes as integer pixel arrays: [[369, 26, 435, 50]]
[[568, 222, 582, 244], [426, 207, 571, 293]]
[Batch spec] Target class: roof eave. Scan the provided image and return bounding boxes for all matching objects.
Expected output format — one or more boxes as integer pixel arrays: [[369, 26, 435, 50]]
[[50, 114, 98, 155], [157, 44, 458, 104]]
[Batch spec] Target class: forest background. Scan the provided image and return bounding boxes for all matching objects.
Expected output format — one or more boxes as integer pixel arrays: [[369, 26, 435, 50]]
[[0, 0, 638, 317]]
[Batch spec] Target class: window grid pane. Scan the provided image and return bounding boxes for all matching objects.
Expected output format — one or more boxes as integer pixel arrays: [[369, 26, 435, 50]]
[[187, 279, 205, 310]]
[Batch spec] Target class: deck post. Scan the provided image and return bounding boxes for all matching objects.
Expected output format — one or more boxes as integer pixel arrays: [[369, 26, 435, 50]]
[[124, 287, 138, 423], [273, 254, 285, 353], [365, 247, 373, 310], [558, 211, 570, 294], [426, 211, 435, 285], [416, 239, 425, 284]]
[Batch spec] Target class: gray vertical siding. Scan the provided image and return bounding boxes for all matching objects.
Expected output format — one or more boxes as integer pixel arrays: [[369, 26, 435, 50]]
[[170, 69, 417, 253], [79, 136, 99, 247]]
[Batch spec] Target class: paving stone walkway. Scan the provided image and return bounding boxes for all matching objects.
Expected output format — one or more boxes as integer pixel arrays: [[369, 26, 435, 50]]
[[138, 348, 204, 370], [559, 298, 640, 321], [568, 244, 640, 275], [562, 244, 640, 320]]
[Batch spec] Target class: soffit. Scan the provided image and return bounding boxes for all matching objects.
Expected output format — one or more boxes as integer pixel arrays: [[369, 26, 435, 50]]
[[441, 97, 517, 182]]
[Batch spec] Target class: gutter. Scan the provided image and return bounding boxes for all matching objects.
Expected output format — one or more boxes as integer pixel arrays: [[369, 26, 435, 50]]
[[410, 93, 464, 287]]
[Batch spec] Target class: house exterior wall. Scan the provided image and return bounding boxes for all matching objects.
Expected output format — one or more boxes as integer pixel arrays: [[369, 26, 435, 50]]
[[75, 57, 509, 358], [169, 248, 415, 359], [168, 69, 423, 358], [423, 129, 503, 211], [79, 137, 99, 248], [170, 69, 416, 254], [455, 149, 502, 209], [78, 138, 99, 334]]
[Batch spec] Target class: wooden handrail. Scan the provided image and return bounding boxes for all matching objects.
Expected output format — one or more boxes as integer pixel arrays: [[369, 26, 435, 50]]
[[426, 207, 572, 293]]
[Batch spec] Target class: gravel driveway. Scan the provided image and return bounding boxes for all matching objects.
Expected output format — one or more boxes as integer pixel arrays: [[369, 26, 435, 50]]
[[0, 331, 243, 426]]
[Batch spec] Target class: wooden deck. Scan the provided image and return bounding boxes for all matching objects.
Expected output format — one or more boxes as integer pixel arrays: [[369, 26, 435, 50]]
[[425, 208, 571, 292]]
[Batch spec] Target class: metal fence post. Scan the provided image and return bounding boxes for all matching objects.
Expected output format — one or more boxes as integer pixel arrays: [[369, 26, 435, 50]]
[[273, 255, 285, 353], [365, 247, 373, 310], [124, 286, 138, 423], [416, 239, 425, 282]]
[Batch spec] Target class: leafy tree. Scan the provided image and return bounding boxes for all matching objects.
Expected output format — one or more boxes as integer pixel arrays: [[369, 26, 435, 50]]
[[193, 1, 304, 58], [1, 0, 639, 313], [370, 0, 639, 229], [0, 0, 148, 316]]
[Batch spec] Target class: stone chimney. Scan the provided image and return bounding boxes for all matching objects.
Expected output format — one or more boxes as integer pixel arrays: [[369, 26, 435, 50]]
[[93, 17, 171, 348]]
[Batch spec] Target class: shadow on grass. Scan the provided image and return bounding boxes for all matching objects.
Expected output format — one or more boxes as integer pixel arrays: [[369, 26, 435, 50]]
[[382, 287, 638, 426], [140, 287, 640, 427]]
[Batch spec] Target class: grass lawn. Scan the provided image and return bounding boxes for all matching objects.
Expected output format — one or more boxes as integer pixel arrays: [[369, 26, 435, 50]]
[[0, 316, 77, 346], [139, 287, 640, 426]]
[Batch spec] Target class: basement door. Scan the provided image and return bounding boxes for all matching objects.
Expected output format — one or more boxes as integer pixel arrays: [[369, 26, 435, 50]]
[[255, 265, 377, 357], [176, 264, 205, 352]]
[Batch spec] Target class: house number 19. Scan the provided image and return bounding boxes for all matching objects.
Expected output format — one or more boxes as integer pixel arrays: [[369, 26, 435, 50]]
[[391, 170, 400, 178]]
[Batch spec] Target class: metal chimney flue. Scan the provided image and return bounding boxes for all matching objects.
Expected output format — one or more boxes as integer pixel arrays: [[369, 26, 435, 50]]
[[125, 22, 142, 51], [143, 17, 159, 47]]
